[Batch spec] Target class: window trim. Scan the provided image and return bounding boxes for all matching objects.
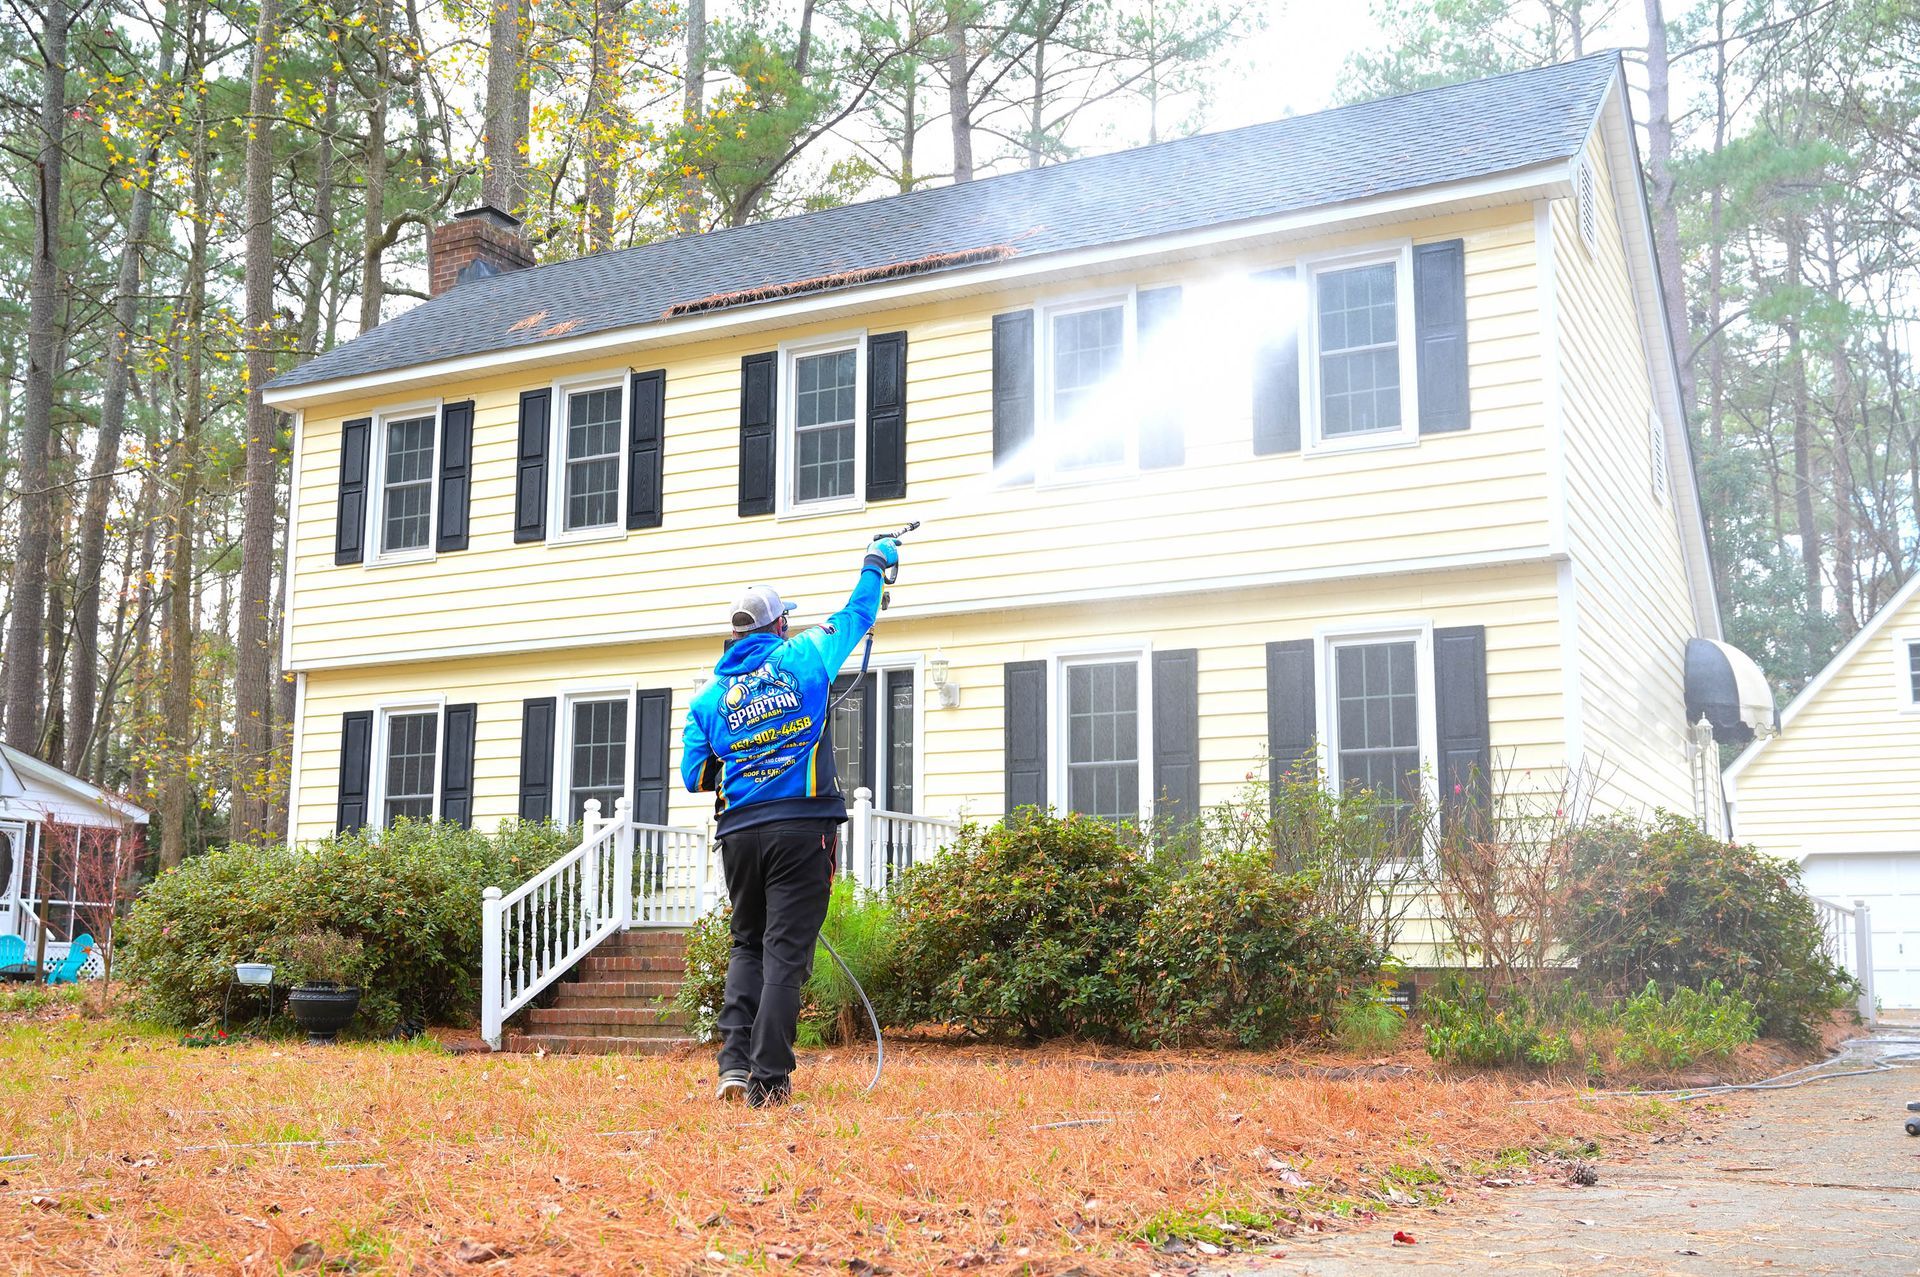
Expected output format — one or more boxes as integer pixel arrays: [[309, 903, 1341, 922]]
[[368, 697, 447, 828], [547, 368, 631, 545], [365, 399, 443, 567], [1047, 641, 1154, 824], [1035, 287, 1139, 484], [555, 684, 637, 823], [1314, 621, 1438, 809], [1893, 634, 1920, 714], [776, 331, 868, 519], [1300, 242, 1422, 454]]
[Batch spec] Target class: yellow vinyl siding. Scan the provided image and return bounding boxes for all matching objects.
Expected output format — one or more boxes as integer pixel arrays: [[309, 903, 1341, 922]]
[[292, 562, 1566, 843], [1732, 587, 1920, 858], [1554, 134, 1697, 815], [288, 207, 1549, 670]]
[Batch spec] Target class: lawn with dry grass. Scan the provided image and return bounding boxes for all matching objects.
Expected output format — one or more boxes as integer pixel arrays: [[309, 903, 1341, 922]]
[[1, 1001, 1677, 1275]]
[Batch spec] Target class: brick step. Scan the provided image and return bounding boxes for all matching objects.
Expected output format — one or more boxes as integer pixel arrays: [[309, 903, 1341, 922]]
[[582, 954, 686, 975], [553, 987, 683, 1010], [504, 1032, 698, 1056], [555, 978, 683, 1001], [529, 1005, 691, 1030], [523, 1020, 693, 1041], [600, 930, 690, 956]]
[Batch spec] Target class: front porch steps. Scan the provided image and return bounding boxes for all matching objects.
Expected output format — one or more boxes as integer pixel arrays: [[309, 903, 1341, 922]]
[[502, 929, 703, 1057]]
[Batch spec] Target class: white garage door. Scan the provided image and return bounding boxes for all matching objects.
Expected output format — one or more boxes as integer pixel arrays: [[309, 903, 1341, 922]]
[[1800, 852, 1920, 1011]]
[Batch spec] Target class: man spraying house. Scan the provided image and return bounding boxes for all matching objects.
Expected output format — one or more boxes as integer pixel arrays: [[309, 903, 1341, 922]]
[[681, 536, 902, 1108]]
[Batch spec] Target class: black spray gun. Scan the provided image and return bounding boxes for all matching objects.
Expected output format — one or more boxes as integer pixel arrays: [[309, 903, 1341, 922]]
[[873, 519, 919, 610]]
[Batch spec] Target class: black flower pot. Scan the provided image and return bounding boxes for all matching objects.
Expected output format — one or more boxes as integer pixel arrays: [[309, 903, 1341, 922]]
[[287, 983, 362, 1044]]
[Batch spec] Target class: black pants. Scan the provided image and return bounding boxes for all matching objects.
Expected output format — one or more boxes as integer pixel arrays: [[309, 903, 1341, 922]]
[[717, 820, 836, 1087]]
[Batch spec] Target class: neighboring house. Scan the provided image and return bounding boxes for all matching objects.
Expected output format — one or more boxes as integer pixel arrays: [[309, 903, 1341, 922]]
[[263, 54, 1748, 875], [0, 743, 147, 965], [1726, 574, 1920, 1010]]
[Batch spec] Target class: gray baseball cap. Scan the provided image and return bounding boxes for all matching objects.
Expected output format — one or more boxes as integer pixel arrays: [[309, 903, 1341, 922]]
[[730, 585, 796, 634]]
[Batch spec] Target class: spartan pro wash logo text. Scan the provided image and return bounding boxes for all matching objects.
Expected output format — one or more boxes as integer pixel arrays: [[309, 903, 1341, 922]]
[[723, 664, 803, 732]]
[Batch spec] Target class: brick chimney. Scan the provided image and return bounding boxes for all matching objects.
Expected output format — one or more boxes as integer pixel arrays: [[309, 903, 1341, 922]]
[[428, 206, 535, 296]]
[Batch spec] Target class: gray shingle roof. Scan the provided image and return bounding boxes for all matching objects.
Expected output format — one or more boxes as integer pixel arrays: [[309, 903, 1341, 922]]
[[268, 53, 1617, 392]]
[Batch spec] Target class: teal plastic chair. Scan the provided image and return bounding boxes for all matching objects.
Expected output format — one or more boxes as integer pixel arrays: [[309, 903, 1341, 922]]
[[44, 934, 93, 985], [0, 935, 25, 969]]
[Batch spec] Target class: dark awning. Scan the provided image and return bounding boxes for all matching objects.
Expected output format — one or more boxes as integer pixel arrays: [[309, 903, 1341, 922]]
[[1684, 638, 1776, 744]]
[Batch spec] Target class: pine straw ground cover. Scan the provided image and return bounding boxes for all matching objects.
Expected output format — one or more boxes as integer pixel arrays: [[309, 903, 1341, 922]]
[[1, 1011, 1679, 1276]]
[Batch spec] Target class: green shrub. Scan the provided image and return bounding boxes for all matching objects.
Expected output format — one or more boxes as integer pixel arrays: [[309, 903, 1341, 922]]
[[889, 811, 1159, 1041], [1611, 980, 1757, 1070], [1333, 981, 1408, 1055], [1421, 980, 1560, 1067], [120, 820, 574, 1032], [1133, 850, 1381, 1046], [1567, 814, 1854, 1043], [675, 877, 902, 1045]]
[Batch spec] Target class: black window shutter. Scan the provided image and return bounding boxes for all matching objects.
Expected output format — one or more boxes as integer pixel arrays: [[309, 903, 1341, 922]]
[[1136, 286, 1184, 468], [1265, 639, 1316, 786], [436, 400, 474, 553], [1414, 238, 1470, 434], [738, 352, 777, 516], [518, 696, 557, 822], [866, 331, 909, 501], [627, 369, 666, 529], [1433, 625, 1492, 834], [632, 687, 673, 826], [1151, 648, 1200, 823], [514, 389, 550, 543], [440, 703, 478, 828], [336, 710, 374, 833], [1003, 660, 1047, 814], [1252, 267, 1301, 455], [991, 310, 1035, 483], [334, 418, 371, 565]]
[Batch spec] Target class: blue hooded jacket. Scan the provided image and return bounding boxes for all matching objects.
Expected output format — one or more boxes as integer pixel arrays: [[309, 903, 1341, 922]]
[[681, 551, 888, 835]]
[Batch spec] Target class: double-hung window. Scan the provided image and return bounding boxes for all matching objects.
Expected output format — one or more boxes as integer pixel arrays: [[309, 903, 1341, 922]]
[[1900, 637, 1920, 710], [1304, 247, 1419, 450], [551, 375, 627, 539], [1324, 630, 1434, 820], [373, 704, 443, 826], [563, 693, 629, 823], [1056, 652, 1148, 823], [371, 404, 439, 561], [780, 336, 865, 514], [1039, 295, 1132, 476]]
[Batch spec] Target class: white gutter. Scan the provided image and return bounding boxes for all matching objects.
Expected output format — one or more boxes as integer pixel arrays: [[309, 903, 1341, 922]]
[[264, 162, 1575, 413]]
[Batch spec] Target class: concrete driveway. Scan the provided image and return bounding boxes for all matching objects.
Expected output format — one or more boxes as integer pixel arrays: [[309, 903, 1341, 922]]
[[1223, 1028, 1920, 1276]]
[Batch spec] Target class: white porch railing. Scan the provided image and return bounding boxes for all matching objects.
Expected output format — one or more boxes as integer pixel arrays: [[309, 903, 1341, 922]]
[[842, 787, 962, 890], [1812, 895, 1876, 1027], [481, 791, 960, 1049], [481, 799, 713, 1049]]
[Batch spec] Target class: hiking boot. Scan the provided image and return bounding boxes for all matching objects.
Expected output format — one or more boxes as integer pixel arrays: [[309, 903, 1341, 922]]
[[716, 1069, 749, 1104], [747, 1078, 791, 1109]]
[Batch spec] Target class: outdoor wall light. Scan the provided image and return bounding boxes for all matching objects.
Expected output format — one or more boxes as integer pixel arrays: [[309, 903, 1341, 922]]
[[928, 654, 960, 708]]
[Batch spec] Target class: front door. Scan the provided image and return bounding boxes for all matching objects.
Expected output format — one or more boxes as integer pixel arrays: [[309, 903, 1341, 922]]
[[0, 822, 24, 940]]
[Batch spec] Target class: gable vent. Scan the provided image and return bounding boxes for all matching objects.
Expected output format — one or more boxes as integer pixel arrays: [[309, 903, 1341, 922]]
[[1650, 409, 1669, 502], [1575, 157, 1599, 257]]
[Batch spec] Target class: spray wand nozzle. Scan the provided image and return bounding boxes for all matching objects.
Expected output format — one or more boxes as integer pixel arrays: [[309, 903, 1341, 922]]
[[871, 520, 918, 606]]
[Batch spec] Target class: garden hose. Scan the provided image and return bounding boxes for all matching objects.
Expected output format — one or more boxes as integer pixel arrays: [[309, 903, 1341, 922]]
[[820, 932, 884, 1092]]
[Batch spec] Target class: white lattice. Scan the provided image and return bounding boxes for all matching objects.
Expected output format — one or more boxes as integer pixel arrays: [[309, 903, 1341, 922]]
[[77, 944, 107, 981]]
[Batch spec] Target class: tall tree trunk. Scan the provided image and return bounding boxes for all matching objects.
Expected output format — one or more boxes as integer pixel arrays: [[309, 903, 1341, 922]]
[[1027, 34, 1045, 168], [482, 0, 525, 212], [1823, 225, 1856, 632], [678, 0, 706, 233], [796, 0, 816, 74], [946, 3, 973, 183], [297, 68, 337, 360], [358, 1, 391, 334], [1705, 0, 1727, 450], [585, 0, 619, 252], [233, 0, 282, 844], [899, 61, 919, 191], [2, 0, 72, 752], [69, 12, 179, 773], [1640, 0, 1694, 410], [1784, 231, 1820, 631], [127, 404, 159, 799]]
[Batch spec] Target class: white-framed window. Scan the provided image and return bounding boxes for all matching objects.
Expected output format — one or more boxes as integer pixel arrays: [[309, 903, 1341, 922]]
[[778, 334, 866, 516], [1318, 625, 1437, 817], [1896, 636, 1920, 712], [829, 661, 920, 813], [558, 688, 633, 823], [371, 701, 445, 827], [549, 372, 628, 540], [1037, 291, 1136, 478], [1302, 245, 1420, 452], [1050, 646, 1153, 823], [368, 401, 441, 563]]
